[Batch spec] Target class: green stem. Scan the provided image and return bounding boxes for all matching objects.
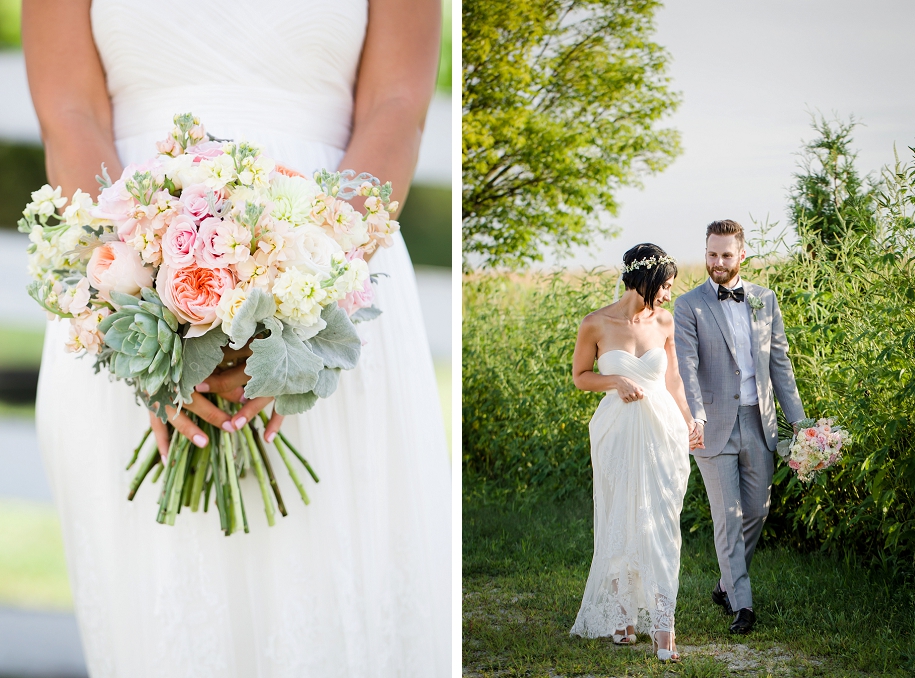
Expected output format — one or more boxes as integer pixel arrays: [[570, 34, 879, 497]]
[[166, 438, 191, 525], [189, 441, 209, 512], [242, 423, 275, 526], [272, 430, 310, 506], [223, 430, 244, 535], [128, 442, 161, 501], [210, 433, 227, 531], [150, 462, 164, 484], [252, 425, 287, 517], [156, 432, 181, 524], [257, 411, 320, 483], [127, 427, 152, 470], [203, 465, 213, 513]]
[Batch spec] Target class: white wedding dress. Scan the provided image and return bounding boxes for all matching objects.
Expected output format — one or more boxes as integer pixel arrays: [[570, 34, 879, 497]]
[[35, 1, 451, 676], [570, 348, 689, 639]]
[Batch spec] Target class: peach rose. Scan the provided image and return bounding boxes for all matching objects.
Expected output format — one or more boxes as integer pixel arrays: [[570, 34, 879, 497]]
[[86, 241, 154, 302], [156, 263, 235, 338]]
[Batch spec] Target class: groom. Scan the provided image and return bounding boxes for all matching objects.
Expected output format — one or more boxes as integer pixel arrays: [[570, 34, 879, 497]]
[[674, 219, 805, 635]]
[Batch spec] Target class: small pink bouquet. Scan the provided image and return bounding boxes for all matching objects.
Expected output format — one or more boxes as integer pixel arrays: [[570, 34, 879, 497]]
[[19, 113, 400, 534], [776, 417, 851, 483]]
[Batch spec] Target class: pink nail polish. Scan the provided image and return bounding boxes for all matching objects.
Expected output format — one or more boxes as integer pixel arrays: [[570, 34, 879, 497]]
[[221, 421, 234, 432], [234, 416, 247, 429], [265, 431, 276, 444], [240, 395, 249, 404], [193, 434, 207, 448], [195, 382, 210, 393]]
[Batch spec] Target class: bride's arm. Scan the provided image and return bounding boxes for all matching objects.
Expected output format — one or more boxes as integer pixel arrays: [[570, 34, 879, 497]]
[[572, 315, 642, 401], [21, 0, 121, 196], [337, 0, 441, 210]]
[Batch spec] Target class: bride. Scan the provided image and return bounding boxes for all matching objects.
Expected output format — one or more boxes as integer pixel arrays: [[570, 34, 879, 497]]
[[570, 243, 697, 663], [22, 0, 450, 675]]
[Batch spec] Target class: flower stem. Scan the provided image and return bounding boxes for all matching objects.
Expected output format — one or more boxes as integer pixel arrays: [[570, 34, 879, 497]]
[[209, 432, 227, 531], [272, 430, 310, 506], [128, 441, 161, 501], [156, 432, 181, 524], [150, 462, 164, 484], [222, 430, 244, 536], [242, 423, 275, 526], [187, 442, 208, 511], [258, 411, 319, 483], [127, 427, 152, 470], [166, 438, 191, 525], [252, 425, 287, 517]]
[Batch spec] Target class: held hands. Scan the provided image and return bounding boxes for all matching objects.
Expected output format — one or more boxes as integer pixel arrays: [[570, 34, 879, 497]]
[[689, 420, 705, 450], [149, 345, 284, 459]]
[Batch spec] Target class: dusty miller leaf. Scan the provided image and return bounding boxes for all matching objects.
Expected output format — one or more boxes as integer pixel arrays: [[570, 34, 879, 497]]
[[309, 304, 361, 370], [314, 368, 341, 399], [274, 391, 319, 415], [178, 328, 228, 403], [228, 288, 276, 349], [244, 317, 322, 398]]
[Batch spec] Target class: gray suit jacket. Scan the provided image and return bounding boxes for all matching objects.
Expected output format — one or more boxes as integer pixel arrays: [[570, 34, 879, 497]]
[[674, 279, 805, 457]]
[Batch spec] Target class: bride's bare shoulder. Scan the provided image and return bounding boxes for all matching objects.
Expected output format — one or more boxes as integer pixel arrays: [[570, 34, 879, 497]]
[[581, 303, 618, 326]]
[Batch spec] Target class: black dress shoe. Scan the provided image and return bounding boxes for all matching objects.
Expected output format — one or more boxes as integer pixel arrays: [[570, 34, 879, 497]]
[[729, 608, 756, 635], [711, 581, 733, 616]]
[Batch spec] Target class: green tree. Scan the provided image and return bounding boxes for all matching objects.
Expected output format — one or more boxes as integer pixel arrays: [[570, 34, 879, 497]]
[[462, 0, 680, 270], [788, 115, 879, 248]]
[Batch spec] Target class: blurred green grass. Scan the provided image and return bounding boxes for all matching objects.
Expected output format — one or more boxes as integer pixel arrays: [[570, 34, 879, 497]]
[[0, 499, 71, 610], [0, 325, 44, 368]]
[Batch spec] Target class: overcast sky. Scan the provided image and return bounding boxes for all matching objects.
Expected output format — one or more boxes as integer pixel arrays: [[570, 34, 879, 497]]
[[542, 0, 915, 268]]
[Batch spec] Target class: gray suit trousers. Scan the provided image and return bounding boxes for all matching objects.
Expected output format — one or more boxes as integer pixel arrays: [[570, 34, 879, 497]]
[[693, 405, 773, 611]]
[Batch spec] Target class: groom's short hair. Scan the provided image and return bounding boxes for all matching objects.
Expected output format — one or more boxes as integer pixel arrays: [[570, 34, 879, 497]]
[[706, 219, 745, 249]]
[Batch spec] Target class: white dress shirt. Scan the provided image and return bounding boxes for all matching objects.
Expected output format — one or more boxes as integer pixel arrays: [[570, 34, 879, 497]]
[[709, 277, 759, 406]]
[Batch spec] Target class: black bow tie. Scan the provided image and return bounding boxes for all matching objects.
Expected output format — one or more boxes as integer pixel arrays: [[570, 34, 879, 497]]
[[718, 286, 745, 303]]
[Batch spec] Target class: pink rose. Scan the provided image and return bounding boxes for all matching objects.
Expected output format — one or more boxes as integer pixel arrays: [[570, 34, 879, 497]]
[[339, 272, 375, 316], [162, 215, 199, 268], [179, 183, 215, 221], [195, 216, 228, 268], [788, 460, 800, 469], [92, 179, 135, 224], [156, 264, 235, 338], [185, 141, 224, 162], [86, 241, 154, 302], [804, 428, 817, 439]]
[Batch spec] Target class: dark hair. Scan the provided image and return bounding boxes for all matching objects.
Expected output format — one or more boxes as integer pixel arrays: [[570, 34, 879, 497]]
[[621, 243, 678, 308], [706, 219, 745, 249]]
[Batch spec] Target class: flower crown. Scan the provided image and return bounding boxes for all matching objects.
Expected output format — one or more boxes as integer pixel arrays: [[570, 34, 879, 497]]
[[620, 254, 677, 274]]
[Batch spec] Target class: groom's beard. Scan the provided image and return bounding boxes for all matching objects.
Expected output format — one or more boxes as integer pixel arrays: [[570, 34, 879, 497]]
[[707, 263, 740, 286]]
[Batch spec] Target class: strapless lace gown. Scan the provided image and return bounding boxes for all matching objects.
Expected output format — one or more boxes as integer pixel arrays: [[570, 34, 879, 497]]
[[34, 1, 450, 676], [570, 348, 690, 638]]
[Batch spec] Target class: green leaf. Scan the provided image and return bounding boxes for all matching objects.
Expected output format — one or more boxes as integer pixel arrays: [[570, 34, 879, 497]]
[[274, 391, 319, 415], [178, 328, 228, 404], [314, 367, 341, 399], [350, 305, 382, 323], [228, 288, 276, 349], [309, 304, 361, 370], [244, 317, 322, 398]]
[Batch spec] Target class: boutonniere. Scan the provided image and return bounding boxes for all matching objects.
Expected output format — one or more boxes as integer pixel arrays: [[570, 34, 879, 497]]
[[747, 295, 763, 321]]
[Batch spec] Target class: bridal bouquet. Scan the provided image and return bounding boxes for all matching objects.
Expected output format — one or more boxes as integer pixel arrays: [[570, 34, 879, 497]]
[[776, 417, 850, 483], [19, 113, 400, 535]]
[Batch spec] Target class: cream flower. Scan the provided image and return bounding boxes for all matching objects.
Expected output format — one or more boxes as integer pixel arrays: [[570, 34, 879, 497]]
[[215, 285, 248, 336], [25, 185, 68, 220], [268, 174, 320, 226], [272, 266, 327, 328]]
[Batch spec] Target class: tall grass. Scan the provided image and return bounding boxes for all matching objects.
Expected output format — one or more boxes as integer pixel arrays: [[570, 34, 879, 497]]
[[463, 148, 915, 566]]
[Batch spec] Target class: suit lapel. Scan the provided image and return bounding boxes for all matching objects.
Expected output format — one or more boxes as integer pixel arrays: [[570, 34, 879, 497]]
[[700, 280, 739, 364]]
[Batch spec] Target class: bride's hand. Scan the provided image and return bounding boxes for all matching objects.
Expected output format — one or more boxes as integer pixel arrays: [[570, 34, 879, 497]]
[[615, 377, 644, 404], [149, 347, 284, 459]]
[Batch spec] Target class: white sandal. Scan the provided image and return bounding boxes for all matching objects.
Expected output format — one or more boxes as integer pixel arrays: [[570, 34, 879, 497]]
[[650, 630, 680, 662], [611, 628, 636, 645]]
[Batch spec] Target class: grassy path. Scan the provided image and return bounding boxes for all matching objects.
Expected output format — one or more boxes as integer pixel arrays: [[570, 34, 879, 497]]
[[464, 497, 915, 677]]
